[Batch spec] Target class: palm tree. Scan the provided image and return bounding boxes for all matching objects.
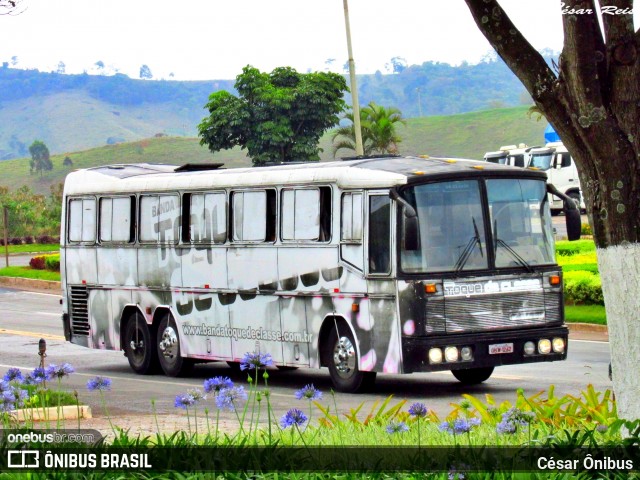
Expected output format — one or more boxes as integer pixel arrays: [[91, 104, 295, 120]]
[[332, 102, 406, 157]]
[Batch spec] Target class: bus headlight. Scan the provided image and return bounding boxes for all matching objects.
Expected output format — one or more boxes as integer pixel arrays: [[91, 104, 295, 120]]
[[444, 346, 459, 363], [538, 339, 552, 355], [429, 348, 443, 364], [524, 341, 536, 355], [460, 346, 473, 361], [552, 338, 566, 353]]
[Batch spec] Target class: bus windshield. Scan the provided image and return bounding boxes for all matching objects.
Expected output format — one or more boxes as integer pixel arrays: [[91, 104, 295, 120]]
[[487, 178, 555, 268], [400, 178, 554, 273]]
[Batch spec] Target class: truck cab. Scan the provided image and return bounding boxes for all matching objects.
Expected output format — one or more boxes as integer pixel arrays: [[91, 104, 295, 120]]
[[527, 142, 584, 214], [483, 144, 531, 168]]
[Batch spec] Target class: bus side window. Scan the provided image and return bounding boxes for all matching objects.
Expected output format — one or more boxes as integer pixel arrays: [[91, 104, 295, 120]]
[[99, 197, 134, 243], [281, 188, 321, 241], [183, 192, 227, 244], [68, 198, 96, 243], [231, 190, 274, 242], [341, 192, 363, 242], [139, 194, 179, 243], [368, 195, 391, 274]]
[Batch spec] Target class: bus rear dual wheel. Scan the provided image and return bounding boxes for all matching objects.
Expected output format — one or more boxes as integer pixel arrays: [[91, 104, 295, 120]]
[[123, 312, 192, 377]]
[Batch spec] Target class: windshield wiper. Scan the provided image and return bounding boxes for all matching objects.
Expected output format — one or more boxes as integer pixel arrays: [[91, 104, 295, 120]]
[[454, 217, 484, 273], [493, 220, 533, 272]]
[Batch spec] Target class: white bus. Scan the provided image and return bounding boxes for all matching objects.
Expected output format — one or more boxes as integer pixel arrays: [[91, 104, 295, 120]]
[[61, 156, 581, 392]]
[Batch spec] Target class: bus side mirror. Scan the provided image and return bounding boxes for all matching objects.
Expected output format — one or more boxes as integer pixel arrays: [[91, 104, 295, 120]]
[[548, 183, 581, 241], [403, 214, 420, 251], [565, 207, 581, 241], [389, 188, 420, 251]]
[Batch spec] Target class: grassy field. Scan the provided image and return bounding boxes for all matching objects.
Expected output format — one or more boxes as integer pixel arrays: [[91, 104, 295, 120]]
[[565, 304, 607, 325], [0, 266, 61, 281], [0, 105, 547, 196], [3, 243, 60, 254]]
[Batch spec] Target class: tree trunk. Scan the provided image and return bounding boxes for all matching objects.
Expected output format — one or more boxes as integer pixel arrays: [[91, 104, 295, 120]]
[[464, 0, 640, 421]]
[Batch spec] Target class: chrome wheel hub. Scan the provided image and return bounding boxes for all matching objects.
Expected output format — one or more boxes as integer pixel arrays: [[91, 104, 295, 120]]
[[333, 336, 356, 378], [159, 326, 178, 359]]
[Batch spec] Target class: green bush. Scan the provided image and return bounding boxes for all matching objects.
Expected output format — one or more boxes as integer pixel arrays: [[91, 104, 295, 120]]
[[581, 222, 592, 235], [45, 254, 60, 271], [563, 270, 604, 305], [555, 239, 596, 256]]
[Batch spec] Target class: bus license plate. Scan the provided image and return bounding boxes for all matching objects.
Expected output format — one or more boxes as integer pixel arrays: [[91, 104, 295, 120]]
[[489, 343, 514, 355]]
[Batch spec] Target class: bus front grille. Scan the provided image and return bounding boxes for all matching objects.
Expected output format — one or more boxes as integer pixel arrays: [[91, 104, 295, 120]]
[[69, 286, 90, 336], [426, 291, 561, 333]]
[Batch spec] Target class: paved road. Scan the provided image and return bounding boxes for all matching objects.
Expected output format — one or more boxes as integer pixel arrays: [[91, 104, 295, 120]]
[[0, 287, 612, 434]]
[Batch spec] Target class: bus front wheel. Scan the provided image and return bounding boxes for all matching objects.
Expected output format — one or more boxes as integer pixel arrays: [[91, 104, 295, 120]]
[[123, 312, 159, 375], [325, 325, 376, 393], [157, 314, 193, 377], [451, 367, 494, 385]]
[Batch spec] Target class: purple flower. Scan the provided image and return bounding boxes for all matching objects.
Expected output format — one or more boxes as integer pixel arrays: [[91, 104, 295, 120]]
[[174, 393, 196, 409], [240, 352, 274, 371], [386, 421, 409, 434], [408, 402, 428, 418], [86, 376, 112, 391], [0, 390, 15, 413], [501, 407, 534, 426], [496, 419, 517, 435], [215, 386, 247, 411], [30, 367, 51, 384], [203, 376, 234, 394], [0, 380, 10, 392], [294, 384, 322, 401], [280, 408, 308, 429], [3, 368, 24, 383], [440, 418, 481, 435], [496, 407, 533, 434], [46, 363, 75, 379]]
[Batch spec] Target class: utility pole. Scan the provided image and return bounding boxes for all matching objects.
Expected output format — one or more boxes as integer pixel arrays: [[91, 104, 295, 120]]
[[416, 87, 423, 117], [343, 0, 364, 156], [3, 206, 8, 268]]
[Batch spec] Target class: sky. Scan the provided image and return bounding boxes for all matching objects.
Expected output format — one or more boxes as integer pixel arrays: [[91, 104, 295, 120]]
[[0, 0, 625, 81]]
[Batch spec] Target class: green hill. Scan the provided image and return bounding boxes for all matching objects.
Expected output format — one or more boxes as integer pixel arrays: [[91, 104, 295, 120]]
[[0, 59, 556, 161], [0, 105, 547, 196]]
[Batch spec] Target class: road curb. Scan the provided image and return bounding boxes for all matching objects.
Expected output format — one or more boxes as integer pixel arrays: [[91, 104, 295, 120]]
[[0, 276, 61, 293], [567, 322, 608, 333]]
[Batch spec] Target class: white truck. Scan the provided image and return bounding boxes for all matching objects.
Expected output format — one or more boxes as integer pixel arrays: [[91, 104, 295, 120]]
[[483, 144, 532, 168], [527, 142, 584, 215]]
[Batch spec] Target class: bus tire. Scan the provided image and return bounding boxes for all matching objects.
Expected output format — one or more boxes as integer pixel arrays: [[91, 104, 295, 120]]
[[325, 324, 376, 393], [123, 312, 159, 375], [157, 314, 193, 377], [451, 367, 494, 385]]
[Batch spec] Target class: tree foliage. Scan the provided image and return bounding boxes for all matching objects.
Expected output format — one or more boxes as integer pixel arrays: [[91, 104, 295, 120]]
[[0, 184, 62, 237], [198, 65, 347, 165], [332, 102, 406, 157], [28, 140, 52, 177]]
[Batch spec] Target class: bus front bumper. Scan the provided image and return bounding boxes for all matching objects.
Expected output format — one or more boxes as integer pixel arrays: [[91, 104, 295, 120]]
[[401, 325, 568, 374]]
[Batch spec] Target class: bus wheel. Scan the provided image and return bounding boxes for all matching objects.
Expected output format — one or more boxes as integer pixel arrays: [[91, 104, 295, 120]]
[[325, 325, 376, 393], [451, 367, 494, 385], [157, 314, 192, 377], [123, 312, 159, 375]]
